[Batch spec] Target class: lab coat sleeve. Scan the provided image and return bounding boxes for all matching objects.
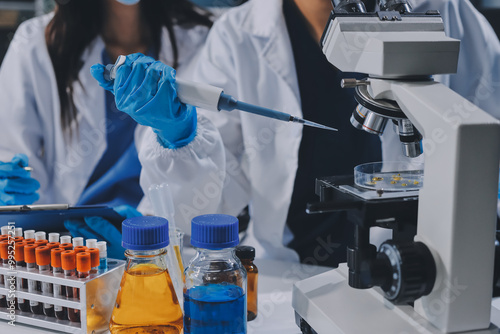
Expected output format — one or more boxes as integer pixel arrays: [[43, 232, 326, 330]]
[[0, 19, 51, 202], [413, 0, 500, 119], [138, 17, 252, 233]]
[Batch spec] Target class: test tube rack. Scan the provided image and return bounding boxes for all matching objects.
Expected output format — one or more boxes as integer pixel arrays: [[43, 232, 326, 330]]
[[0, 259, 125, 333]]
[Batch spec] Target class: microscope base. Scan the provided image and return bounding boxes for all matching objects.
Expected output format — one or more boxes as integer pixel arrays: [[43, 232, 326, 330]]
[[292, 264, 498, 334]]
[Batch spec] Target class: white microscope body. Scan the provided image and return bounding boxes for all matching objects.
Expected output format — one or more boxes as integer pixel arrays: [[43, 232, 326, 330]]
[[292, 6, 500, 334]]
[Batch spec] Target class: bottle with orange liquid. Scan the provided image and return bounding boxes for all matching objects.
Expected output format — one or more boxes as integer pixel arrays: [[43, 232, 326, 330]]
[[109, 216, 182, 334]]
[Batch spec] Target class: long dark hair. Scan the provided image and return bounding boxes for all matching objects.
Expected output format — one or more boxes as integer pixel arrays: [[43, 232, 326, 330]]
[[45, 0, 212, 136]]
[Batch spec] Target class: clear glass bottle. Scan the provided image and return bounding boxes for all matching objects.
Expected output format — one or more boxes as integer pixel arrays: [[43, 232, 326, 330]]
[[184, 214, 247, 334], [236, 246, 258, 321], [109, 216, 183, 334]]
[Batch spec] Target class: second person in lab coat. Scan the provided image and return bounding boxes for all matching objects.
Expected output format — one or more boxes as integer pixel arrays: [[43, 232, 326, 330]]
[[95, 0, 500, 265]]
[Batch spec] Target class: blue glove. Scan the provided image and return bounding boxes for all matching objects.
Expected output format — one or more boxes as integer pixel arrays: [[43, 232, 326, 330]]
[[0, 154, 40, 205], [90, 53, 197, 149], [64, 205, 142, 259]]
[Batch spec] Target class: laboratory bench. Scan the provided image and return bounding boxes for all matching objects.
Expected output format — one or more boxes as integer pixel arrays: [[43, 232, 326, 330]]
[[3, 258, 500, 333], [0, 257, 330, 334]]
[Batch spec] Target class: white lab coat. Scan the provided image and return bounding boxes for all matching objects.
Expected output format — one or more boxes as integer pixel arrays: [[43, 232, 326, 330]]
[[139, 0, 500, 261], [0, 14, 208, 206]]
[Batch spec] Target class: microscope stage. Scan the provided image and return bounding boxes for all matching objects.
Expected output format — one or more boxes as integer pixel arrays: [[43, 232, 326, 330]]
[[292, 265, 499, 334]]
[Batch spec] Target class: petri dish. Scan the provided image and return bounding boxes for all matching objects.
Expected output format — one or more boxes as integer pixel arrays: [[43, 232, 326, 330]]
[[354, 161, 424, 191]]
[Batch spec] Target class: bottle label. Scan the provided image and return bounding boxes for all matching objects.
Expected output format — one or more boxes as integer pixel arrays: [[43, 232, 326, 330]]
[[18, 298, 24, 303], [44, 303, 52, 308], [55, 305, 63, 312], [30, 300, 38, 306]]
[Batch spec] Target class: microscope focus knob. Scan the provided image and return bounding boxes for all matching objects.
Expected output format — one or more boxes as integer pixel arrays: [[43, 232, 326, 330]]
[[378, 241, 436, 304]]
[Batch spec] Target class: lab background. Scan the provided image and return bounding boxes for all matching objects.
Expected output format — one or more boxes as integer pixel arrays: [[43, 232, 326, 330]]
[[1, 1, 500, 334], [0, 0, 249, 65]]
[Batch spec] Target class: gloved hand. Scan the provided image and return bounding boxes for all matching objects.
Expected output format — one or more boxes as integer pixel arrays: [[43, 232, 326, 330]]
[[0, 154, 40, 205], [64, 205, 142, 259], [90, 53, 197, 149]]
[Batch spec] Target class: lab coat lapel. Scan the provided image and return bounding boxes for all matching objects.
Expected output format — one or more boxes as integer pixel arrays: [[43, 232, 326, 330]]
[[246, 0, 302, 119]]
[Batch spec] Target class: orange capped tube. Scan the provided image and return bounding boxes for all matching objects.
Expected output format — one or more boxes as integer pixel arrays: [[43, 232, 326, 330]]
[[60, 243, 73, 250], [61, 250, 76, 272], [0, 235, 8, 242], [23, 238, 35, 245], [47, 242, 60, 249], [0, 240, 9, 262], [24, 244, 38, 269], [35, 246, 51, 268], [51, 248, 64, 272], [35, 240, 48, 247], [14, 242, 26, 263], [87, 248, 100, 271], [73, 246, 87, 254], [76, 252, 91, 278], [13, 236, 23, 243]]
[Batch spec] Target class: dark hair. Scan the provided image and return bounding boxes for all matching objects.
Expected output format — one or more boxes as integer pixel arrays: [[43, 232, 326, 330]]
[[45, 0, 212, 136]]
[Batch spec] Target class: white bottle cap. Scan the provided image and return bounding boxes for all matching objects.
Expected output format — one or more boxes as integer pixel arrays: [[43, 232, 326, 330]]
[[1, 226, 10, 235], [60, 235, 72, 244], [14, 228, 23, 237], [24, 230, 35, 239], [73, 237, 84, 247], [35, 231, 46, 241], [86, 239, 97, 249], [97, 241, 107, 257], [48, 233, 60, 243]]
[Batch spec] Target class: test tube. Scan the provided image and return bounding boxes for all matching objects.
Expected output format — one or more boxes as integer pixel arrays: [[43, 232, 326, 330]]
[[0, 241, 9, 307], [97, 241, 107, 271], [76, 252, 91, 279], [14, 242, 30, 312], [60, 235, 72, 244], [36, 246, 54, 317], [61, 250, 80, 322], [48, 233, 60, 243], [85, 239, 97, 249], [15, 228, 23, 237], [24, 230, 35, 240], [1, 226, 10, 236], [24, 244, 43, 315], [35, 231, 46, 241], [73, 246, 87, 254], [60, 243, 73, 251], [87, 248, 100, 274], [72, 237, 84, 247], [51, 248, 66, 320]]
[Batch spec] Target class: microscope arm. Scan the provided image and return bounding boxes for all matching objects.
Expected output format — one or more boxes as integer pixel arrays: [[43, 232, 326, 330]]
[[369, 78, 500, 332]]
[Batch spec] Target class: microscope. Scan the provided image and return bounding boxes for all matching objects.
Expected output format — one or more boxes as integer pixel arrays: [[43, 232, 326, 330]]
[[292, 1, 500, 333]]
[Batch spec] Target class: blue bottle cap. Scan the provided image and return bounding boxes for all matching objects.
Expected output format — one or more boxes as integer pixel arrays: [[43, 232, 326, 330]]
[[191, 214, 239, 250], [122, 216, 169, 251]]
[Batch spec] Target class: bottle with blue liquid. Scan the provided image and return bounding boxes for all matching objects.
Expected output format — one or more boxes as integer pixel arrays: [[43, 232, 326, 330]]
[[184, 214, 247, 334]]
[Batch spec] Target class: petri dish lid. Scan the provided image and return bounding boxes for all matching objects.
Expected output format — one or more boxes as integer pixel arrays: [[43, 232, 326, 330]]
[[354, 161, 424, 192]]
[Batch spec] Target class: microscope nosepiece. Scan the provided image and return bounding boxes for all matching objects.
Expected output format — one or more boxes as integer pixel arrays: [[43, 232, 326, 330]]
[[362, 111, 388, 136]]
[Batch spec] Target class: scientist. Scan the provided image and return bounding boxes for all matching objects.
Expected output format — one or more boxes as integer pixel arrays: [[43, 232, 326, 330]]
[[93, 0, 500, 265], [0, 0, 211, 257]]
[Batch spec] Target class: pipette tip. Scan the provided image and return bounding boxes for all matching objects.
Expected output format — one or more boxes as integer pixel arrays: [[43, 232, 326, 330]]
[[291, 116, 338, 132]]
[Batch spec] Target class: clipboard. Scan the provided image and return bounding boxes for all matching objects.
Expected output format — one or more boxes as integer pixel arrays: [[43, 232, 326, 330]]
[[0, 204, 124, 231]]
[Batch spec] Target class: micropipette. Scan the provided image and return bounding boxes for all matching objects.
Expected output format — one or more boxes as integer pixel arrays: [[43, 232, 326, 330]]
[[104, 55, 338, 132]]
